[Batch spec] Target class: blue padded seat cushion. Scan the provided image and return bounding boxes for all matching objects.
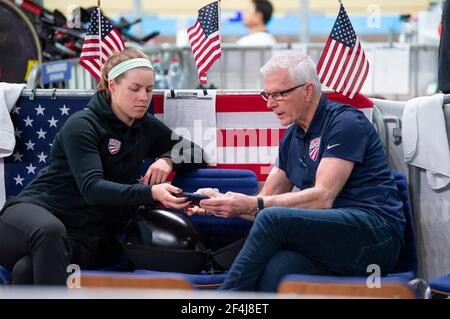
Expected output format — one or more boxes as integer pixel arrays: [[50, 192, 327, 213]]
[[172, 168, 258, 195], [386, 271, 416, 281], [172, 168, 258, 249], [0, 265, 11, 285], [281, 273, 415, 285], [429, 273, 450, 293]]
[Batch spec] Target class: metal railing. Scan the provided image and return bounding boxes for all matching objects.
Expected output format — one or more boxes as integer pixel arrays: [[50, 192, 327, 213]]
[[26, 43, 440, 100]]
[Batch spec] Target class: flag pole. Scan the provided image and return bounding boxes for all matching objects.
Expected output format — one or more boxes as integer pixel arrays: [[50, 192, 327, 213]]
[[218, 0, 224, 95], [98, 1, 102, 68]]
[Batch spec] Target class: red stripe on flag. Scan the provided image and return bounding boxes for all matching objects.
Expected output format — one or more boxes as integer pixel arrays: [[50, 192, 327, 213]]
[[339, 43, 362, 94], [352, 58, 370, 98], [216, 95, 268, 112], [191, 35, 208, 55], [195, 37, 221, 64], [329, 46, 350, 89], [197, 48, 221, 77], [152, 95, 164, 113], [320, 42, 340, 85], [190, 35, 207, 56], [345, 47, 366, 97], [216, 129, 286, 147], [106, 33, 122, 52], [316, 37, 332, 72], [325, 43, 347, 87]]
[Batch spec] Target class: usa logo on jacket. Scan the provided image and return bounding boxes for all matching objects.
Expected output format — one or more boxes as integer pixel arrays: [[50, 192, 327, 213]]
[[309, 137, 321, 161], [108, 138, 121, 154]]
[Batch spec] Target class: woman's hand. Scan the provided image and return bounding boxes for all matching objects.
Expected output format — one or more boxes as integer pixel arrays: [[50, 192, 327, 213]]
[[184, 188, 222, 216], [151, 183, 191, 210], [143, 157, 173, 185]]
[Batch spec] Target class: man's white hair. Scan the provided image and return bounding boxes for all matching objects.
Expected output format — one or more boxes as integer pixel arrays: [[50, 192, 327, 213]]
[[260, 52, 321, 95]]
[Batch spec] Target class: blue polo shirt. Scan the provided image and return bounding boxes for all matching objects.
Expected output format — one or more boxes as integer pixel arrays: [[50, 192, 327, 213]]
[[277, 95, 405, 239]]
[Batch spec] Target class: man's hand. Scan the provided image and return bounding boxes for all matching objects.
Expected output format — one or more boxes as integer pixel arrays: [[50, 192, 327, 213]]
[[151, 183, 191, 210], [198, 192, 257, 218], [143, 157, 173, 185]]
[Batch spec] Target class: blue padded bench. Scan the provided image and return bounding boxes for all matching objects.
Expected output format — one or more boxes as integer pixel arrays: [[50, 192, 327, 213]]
[[278, 171, 419, 296], [0, 265, 11, 286], [426, 274, 450, 297]]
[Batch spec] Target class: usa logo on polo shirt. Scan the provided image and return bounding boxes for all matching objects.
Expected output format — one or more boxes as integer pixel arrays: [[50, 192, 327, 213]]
[[108, 138, 122, 154], [309, 137, 321, 161]]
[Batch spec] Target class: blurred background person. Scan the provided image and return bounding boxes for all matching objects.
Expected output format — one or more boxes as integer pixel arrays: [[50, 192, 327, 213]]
[[236, 0, 276, 46]]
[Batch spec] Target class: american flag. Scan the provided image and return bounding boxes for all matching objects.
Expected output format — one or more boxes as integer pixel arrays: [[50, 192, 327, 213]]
[[316, 4, 369, 99], [187, 1, 222, 85], [79, 8, 125, 81]]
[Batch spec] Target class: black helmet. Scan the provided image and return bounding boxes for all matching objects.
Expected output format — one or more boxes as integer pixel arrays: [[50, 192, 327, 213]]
[[123, 209, 208, 274]]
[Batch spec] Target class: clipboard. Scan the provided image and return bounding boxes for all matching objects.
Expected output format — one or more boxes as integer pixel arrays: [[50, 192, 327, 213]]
[[163, 90, 218, 165]]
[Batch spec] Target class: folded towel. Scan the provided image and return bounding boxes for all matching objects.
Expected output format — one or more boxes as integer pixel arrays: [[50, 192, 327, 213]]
[[0, 83, 26, 158], [402, 94, 450, 190]]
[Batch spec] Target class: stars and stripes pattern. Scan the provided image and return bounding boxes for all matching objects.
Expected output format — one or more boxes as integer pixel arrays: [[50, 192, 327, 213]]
[[316, 4, 369, 99], [79, 8, 125, 81], [187, 1, 222, 85], [3, 99, 73, 198]]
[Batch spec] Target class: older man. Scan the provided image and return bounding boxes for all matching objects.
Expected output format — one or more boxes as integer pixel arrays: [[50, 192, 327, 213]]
[[189, 52, 405, 292]]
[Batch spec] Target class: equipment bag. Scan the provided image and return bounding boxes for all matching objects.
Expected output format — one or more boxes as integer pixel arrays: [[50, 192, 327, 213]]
[[122, 208, 246, 274]]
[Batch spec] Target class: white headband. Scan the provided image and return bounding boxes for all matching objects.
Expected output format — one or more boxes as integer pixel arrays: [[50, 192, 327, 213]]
[[108, 58, 153, 80]]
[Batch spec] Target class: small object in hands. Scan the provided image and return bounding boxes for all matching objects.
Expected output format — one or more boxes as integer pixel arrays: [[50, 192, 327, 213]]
[[175, 192, 210, 206]]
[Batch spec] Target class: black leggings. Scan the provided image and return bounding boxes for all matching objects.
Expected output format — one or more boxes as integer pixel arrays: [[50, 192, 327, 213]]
[[0, 202, 70, 285], [0, 202, 124, 285]]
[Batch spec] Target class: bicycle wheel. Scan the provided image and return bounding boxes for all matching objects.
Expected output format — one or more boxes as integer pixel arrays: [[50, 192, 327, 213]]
[[0, 0, 42, 83]]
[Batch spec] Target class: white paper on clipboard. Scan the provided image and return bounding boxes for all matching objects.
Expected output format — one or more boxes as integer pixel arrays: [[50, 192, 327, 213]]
[[164, 90, 217, 165]]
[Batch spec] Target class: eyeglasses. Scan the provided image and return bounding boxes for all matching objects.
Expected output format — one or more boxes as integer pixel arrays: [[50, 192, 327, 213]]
[[260, 83, 307, 101]]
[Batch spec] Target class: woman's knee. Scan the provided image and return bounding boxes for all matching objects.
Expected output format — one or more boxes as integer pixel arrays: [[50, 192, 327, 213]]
[[39, 220, 66, 236], [30, 219, 67, 246], [11, 255, 33, 285]]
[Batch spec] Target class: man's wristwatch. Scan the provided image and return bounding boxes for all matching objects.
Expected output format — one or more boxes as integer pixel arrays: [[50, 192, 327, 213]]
[[255, 197, 264, 217]]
